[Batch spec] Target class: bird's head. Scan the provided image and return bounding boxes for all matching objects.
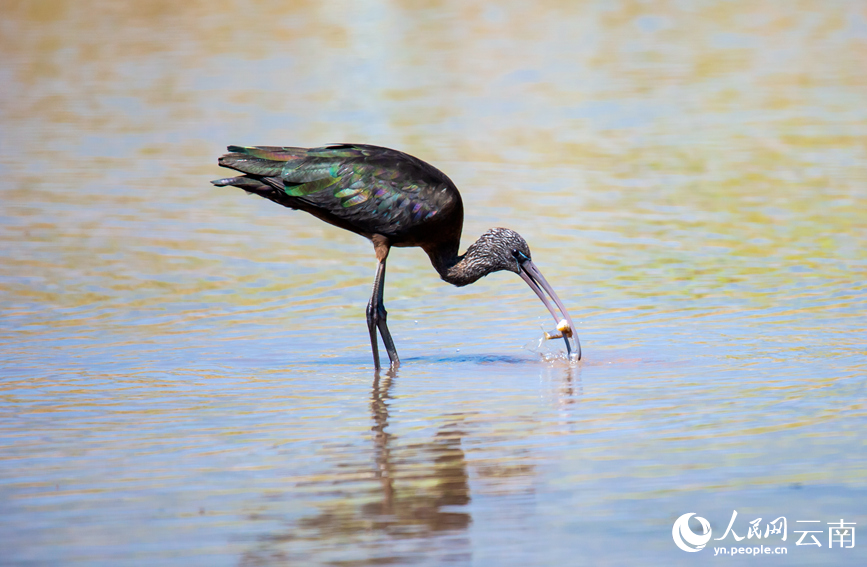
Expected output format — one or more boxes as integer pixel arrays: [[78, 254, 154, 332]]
[[468, 227, 532, 273], [470, 227, 581, 359]]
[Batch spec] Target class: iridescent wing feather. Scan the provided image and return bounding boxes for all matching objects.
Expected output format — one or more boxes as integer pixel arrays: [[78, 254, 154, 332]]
[[212, 144, 461, 241]]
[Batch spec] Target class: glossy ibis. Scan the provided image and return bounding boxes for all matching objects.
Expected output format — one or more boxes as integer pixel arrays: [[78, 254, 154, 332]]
[[212, 144, 580, 369]]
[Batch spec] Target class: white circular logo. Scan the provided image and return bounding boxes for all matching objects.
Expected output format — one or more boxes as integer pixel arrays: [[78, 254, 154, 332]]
[[672, 513, 712, 552]]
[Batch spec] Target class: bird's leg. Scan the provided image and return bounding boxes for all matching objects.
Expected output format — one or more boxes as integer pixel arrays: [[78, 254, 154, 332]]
[[367, 237, 400, 370], [374, 262, 400, 368], [367, 259, 400, 369], [366, 273, 382, 370]]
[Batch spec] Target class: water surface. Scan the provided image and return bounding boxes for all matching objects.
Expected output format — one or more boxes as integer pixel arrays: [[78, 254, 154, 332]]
[[1, 1, 866, 565]]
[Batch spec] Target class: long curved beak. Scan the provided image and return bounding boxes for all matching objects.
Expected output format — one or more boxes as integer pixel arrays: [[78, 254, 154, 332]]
[[518, 259, 581, 360]]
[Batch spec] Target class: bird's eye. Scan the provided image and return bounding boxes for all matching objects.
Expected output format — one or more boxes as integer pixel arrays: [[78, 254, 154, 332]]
[[512, 249, 528, 262]]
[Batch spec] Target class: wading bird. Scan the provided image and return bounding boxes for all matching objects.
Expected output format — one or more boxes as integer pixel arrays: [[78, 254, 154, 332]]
[[212, 144, 580, 369]]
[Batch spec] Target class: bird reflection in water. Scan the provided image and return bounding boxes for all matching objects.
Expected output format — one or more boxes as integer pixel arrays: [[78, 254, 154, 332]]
[[546, 363, 582, 409], [543, 364, 583, 435], [240, 371, 472, 566], [367, 370, 471, 534]]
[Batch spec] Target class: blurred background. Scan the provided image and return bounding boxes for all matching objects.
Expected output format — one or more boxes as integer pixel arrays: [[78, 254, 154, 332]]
[[1, 1, 865, 565]]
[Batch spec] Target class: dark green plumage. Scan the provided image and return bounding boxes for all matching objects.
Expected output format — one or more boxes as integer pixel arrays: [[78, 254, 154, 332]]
[[212, 144, 463, 251]]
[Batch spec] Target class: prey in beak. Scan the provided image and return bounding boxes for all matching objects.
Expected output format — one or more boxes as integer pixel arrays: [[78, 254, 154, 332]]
[[514, 251, 582, 360]]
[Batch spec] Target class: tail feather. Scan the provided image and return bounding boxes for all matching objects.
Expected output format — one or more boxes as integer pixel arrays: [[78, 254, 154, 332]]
[[218, 145, 311, 177], [211, 175, 272, 192], [216, 145, 335, 184], [227, 145, 308, 161], [217, 153, 286, 177], [211, 174, 299, 210], [213, 145, 357, 208]]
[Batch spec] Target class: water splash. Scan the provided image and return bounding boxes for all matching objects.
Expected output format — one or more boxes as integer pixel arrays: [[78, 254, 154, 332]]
[[523, 326, 581, 366]]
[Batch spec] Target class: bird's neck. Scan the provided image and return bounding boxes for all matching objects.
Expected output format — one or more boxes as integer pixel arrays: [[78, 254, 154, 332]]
[[426, 239, 496, 288]]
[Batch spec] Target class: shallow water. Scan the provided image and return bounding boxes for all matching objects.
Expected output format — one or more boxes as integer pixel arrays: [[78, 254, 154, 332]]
[[1, 1, 866, 565]]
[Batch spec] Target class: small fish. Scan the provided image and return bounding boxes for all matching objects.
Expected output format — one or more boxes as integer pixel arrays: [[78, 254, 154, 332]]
[[544, 319, 573, 340]]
